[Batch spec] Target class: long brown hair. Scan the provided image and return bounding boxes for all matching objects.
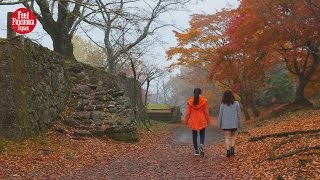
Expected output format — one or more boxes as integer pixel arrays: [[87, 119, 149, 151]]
[[222, 90, 235, 106], [193, 88, 202, 105]]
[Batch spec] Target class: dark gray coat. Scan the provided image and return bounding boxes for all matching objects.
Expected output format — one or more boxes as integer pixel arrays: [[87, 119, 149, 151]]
[[218, 101, 241, 129]]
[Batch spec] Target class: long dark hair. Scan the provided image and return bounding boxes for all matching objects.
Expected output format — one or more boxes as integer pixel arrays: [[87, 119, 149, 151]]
[[222, 90, 235, 106], [193, 88, 202, 105]]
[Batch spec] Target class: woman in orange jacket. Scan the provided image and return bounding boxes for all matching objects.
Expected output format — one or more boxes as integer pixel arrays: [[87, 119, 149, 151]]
[[184, 88, 210, 156]]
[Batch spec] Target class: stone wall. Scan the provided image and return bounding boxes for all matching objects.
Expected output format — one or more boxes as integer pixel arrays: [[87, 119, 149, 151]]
[[63, 63, 138, 142], [0, 37, 138, 142], [0, 37, 68, 139]]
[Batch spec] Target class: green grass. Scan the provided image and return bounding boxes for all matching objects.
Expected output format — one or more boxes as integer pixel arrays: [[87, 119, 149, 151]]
[[0, 135, 53, 155], [0, 140, 8, 153], [147, 104, 171, 110], [0, 139, 22, 155]]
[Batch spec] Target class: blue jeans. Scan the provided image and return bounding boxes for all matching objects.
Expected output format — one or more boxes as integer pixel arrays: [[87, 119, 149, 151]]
[[192, 128, 205, 150]]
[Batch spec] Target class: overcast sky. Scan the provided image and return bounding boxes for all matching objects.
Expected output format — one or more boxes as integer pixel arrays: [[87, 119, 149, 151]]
[[0, 1, 239, 55], [0, 0, 239, 91]]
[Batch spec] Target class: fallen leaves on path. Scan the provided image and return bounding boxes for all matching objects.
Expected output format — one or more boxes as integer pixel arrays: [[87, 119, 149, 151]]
[[0, 126, 156, 179], [235, 110, 320, 179], [1, 110, 319, 179]]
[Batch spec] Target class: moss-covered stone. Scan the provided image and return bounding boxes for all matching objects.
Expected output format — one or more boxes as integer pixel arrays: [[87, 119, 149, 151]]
[[0, 36, 139, 142], [105, 126, 139, 142], [0, 37, 68, 140], [91, 130, 105, 137]]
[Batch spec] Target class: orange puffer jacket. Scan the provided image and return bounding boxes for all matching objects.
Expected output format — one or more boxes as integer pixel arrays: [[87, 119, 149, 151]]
[[184, 96, 210, 130]]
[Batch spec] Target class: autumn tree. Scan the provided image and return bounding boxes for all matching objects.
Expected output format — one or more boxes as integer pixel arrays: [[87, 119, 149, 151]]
[[167, 10, 232, 68], [209, 43, 267, 120], [167, 9, 266, 120], [229, 0, 320, 105], [305, 65, 320, 100], [166, 10, 233, 112]]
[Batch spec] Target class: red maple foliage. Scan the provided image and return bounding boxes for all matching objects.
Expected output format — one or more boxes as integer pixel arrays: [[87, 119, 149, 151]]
[[228, 0, 320, 104]]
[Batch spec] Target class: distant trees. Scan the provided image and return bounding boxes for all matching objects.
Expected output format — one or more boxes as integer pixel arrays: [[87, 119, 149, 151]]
[[154, 67, 218, 116], [72, 36, 105, 67]]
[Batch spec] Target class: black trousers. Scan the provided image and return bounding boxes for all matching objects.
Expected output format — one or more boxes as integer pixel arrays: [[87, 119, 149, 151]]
[[192, 128, 205, 150]]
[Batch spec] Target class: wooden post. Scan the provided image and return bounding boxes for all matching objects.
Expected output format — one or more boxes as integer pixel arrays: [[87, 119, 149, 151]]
[[7, 12, 16, 38]]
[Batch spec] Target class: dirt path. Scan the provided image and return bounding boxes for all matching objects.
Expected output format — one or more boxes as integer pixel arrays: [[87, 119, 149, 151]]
[[62, 124, 251, 179]]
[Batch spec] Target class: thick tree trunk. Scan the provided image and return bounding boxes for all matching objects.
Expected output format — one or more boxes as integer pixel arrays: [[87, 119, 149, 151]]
[[293, 48, 319, 105], [294, 77, 312, 105], [107, 56, 117, 74], [294, 80, 307, 102], [52, 34, 74, 59], [50, 0, 77, 59]]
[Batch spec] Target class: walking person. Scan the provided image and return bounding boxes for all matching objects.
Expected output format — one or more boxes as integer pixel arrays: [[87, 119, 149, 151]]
[[218, 90, 241, 157], [184, 88, 210, 156]]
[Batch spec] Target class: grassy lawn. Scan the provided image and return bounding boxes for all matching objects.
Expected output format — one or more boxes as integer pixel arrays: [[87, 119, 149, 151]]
[[147, 104, 171, 110]]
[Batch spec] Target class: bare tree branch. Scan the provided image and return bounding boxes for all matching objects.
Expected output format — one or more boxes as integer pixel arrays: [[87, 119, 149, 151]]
[[0, 0, 30, 5], [82, 0, 189, 73]]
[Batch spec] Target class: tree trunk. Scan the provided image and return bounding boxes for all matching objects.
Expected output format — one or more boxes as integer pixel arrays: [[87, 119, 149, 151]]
[[156, 82, 159, 103], [239, 94, 250, 120], [162, 81, 167, 103], [107, 56, 117, 74], [52, 33, 74, 59], [7, 12, 16, 38], [251, 103, 260, 117], [293, 47, 319, 105], [144, 80, 150, 105], [294, 77, 311, 105]]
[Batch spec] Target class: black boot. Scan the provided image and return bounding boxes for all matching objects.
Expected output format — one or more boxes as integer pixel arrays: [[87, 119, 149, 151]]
[[227, 149, 231, 158], [231, 146, 235, 156]]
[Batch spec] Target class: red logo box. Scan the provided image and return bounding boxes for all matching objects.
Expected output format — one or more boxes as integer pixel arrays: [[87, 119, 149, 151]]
[[10, 8, 37, 34]]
